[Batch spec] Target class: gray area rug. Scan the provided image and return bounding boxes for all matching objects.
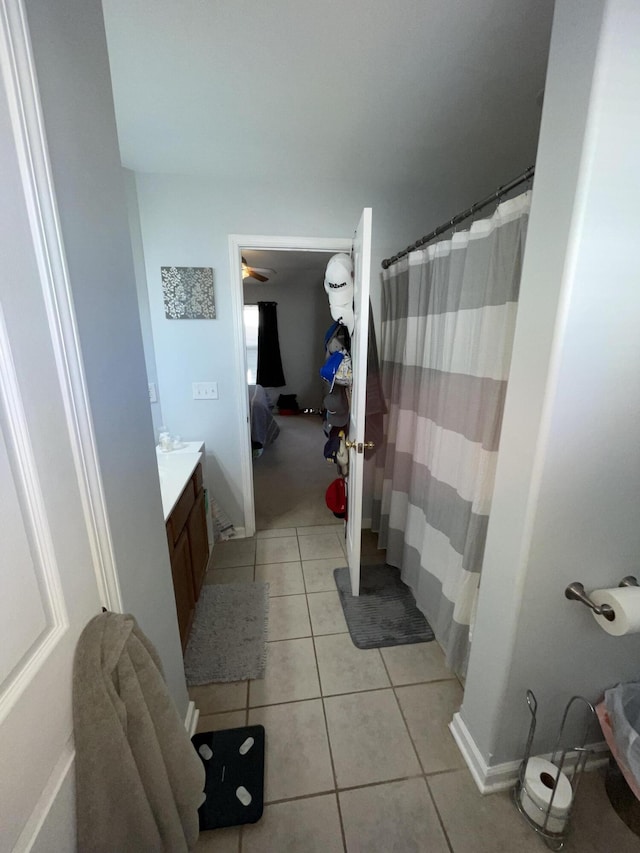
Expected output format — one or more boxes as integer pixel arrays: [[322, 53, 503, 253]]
[[184, 582, 269, 685], [334, 564, 435, 649]]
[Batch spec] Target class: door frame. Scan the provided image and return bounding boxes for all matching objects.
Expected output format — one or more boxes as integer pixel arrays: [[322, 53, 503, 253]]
[[228, 234, 351, 537]]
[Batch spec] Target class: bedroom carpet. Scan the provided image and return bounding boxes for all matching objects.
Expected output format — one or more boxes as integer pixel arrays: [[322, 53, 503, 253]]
[[334, 564, 435, 649], [252, 413, 336, 529], [184, 582, 269, 685]]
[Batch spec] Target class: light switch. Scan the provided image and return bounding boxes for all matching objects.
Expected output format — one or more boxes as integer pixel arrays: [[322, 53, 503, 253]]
[[148, 383, 157, 403], [193, 381, 218, 400]]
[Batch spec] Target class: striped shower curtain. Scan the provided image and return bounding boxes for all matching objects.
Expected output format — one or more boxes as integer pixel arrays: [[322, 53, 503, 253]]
[[371, 192, 531, 675]]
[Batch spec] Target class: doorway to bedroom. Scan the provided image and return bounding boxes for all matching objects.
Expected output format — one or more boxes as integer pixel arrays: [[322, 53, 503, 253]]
[[229, 235, 351, 536], [242, 248, 337, 529]]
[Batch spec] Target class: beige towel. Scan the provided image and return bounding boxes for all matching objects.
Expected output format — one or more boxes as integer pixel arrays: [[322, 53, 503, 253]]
[[73, 613, 205, 852]]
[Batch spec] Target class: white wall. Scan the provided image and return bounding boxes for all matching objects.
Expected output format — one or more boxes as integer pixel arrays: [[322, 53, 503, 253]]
[[460, 0, 640, 768], [244, 269, 331, 410], [124, 168, 164, 437], [25, 0, 188, 711]]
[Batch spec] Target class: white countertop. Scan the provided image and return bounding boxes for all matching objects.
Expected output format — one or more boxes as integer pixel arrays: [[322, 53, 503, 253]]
[[156, 441, 204, 521]]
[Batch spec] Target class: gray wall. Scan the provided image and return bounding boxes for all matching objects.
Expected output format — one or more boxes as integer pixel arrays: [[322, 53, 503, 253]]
[[244, 271, 331, 410], [25, 0, 188, 711], [461, 0, 640, 765]]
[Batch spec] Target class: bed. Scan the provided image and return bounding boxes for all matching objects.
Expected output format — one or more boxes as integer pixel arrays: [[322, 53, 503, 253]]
[[248, 384, 280, 457]]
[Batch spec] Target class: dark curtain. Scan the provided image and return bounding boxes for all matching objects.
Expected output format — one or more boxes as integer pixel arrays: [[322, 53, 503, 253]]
[[256, 301, 286, 387]]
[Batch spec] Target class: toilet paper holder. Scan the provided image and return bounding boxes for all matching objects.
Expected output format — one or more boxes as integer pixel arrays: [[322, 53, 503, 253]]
[[513, 689, 597, 849], [564, 577, 639, 622], [565, 582, 615, 621]]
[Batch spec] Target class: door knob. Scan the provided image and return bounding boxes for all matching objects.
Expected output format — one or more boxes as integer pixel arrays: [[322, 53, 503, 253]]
[[345, 440, 376, 453]]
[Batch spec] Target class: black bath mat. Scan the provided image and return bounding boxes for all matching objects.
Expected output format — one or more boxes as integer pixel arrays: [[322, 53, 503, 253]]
[[334, 564, 435, 649], [193, 725, 265, 830]]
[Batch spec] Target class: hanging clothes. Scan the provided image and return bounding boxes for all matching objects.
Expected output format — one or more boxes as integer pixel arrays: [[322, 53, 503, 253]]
[[372, 191, 531, 675], [256, 301, 286, 387]]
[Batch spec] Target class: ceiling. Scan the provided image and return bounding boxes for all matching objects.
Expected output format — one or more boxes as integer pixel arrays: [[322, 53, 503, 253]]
[[101, 0, 555, 191], [242, 249, 333, 287]]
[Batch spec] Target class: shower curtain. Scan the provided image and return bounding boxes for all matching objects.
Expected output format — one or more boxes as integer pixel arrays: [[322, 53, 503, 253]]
[[371, 191, 531, 675]]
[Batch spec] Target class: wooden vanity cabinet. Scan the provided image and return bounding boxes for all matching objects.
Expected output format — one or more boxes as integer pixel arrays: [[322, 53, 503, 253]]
[[166, 462, 209, 650], [170, 528, 195, 647], [187, 488, 209, 597]]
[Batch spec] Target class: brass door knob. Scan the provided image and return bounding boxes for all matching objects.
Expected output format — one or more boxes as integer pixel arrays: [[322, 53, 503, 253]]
[[345, 440, 376, 453]]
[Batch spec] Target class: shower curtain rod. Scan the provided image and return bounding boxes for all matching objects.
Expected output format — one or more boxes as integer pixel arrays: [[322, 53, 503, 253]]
[[381, 165, 535, 269]]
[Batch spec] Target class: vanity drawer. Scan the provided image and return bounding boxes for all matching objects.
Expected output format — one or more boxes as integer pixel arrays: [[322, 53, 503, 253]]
[[167, 478, 196, 544]]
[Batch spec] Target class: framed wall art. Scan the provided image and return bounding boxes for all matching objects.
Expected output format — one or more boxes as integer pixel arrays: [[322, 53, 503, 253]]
[[161, 266, 216, 319]]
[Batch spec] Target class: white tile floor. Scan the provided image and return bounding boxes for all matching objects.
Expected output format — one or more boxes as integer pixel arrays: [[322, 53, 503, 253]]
[[193, 526, 640, 853]]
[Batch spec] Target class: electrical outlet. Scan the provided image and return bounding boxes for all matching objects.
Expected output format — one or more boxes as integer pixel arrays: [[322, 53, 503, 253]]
[[192, 381, 218, 400], [148, 383, 157, 403]]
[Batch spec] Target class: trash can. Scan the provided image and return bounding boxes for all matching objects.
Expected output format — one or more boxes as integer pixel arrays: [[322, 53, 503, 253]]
[[597, 683, 640, 838], [605, 756, 640, 836]]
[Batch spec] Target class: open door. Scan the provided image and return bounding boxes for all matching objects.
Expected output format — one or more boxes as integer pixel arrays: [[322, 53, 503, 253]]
[[0, 17, 107, 847], [345, 208, 373, 595]]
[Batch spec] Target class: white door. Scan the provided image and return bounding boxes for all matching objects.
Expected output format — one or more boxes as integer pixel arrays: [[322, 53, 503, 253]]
[[345, 208, 373, 595], [0, 11, 107, 849]]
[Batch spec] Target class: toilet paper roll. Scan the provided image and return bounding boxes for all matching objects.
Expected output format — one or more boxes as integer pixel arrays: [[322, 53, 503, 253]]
[[590, 587, 640, 636], [521, 757, 572, 833]]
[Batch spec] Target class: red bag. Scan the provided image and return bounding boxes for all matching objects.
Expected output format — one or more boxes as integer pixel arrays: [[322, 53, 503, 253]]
[[325, 477, 347, 519]]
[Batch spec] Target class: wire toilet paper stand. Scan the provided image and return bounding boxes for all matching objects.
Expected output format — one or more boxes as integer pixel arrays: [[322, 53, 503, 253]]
[[512, 690, 597, 850]]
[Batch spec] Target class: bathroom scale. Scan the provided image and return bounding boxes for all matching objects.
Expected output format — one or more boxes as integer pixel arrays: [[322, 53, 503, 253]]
[[192, 725, 265, 830]]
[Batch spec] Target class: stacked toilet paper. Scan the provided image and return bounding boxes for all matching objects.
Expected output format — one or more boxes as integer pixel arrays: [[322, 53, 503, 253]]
[[520, 757, 572, 833]]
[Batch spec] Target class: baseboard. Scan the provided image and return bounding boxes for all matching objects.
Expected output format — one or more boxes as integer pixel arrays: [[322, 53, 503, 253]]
[[449, 712, 508, 793], [450, 712, 610, 794], [234, 526, 247, 539], [362, 517, 372, 529], [184, 700, 199, 738]]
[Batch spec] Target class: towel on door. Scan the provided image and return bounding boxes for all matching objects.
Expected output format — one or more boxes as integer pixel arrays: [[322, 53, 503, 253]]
[[73, 612, 205, 852]]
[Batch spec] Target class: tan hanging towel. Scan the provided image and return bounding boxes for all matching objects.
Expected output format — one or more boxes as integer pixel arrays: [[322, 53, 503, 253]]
[[73, 612, 205, 852]]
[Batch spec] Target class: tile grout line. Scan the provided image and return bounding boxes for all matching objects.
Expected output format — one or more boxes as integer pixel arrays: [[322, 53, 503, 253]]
[[194, 676, 458, 717], [262, 771, 433, 806], [377, 650, 425, 773], [378, 650, 456, 853], [424, 777, 455, 853], [300, 542, 348, 853]]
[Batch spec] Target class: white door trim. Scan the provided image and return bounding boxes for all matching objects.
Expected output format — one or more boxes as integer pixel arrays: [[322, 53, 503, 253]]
[[228, 234, 351, 537], [0, 0, 122, 610]]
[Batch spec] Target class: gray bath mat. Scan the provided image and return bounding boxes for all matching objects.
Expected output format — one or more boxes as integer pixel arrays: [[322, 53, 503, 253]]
[[184, 582, 269, 685], [334, 564, 435, 649]]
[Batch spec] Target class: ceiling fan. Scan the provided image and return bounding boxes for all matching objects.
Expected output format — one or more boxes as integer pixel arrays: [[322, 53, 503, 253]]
[[242, 256, 276, 283]]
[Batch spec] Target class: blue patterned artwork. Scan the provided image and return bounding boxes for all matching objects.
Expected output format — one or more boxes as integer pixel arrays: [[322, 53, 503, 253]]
[[161, 266, 216, 319]]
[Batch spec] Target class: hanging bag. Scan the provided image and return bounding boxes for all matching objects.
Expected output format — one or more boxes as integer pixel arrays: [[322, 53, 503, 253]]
[[320, 350, 345, 389], [333, 351, 352, 387]]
